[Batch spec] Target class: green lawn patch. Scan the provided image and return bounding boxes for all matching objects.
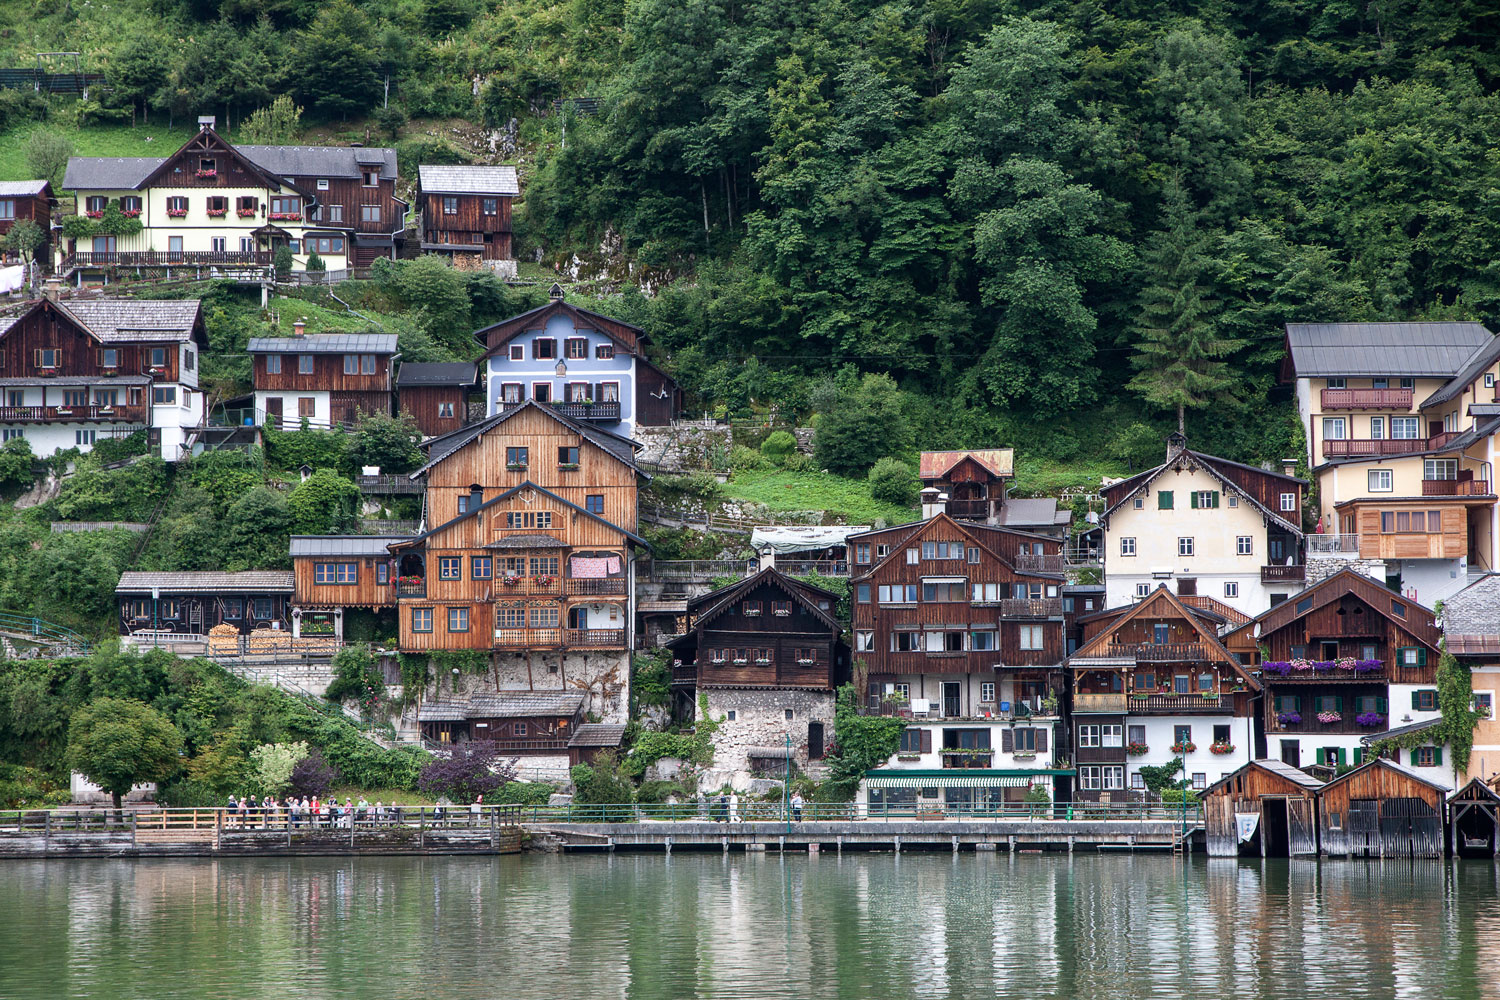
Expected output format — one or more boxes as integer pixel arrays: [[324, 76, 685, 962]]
[[721, 469, 917, 526], [0, 123, 196, 183]]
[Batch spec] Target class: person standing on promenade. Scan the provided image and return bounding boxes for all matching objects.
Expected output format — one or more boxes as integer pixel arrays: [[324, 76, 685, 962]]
[[227, 794, 238, 828], [471, 794, 483, 826], [791, 791, 805, 823], [729, 791, 740, 823], [357, 796, 369, 825], [310, 795, 320, 828]]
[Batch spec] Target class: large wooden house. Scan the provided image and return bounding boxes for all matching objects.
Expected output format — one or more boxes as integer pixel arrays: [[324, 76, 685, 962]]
[[667, 568, 848, 776], [395, 361, 476, 438], [115, 570, 294, 636], [0, 180, 56, 268], [246, 326, 396, 429], [415, 165, 518, 263], [1066, 586, 1260, 801], [60, 118, 406, 276], [289, 535, 407, 640], [1222, 568, 1444, 771], [0, 296, 207, 460], [476, 290, 681, 438]]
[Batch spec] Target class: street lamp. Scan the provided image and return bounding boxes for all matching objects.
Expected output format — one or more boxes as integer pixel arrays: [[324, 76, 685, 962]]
[[151, 587, 159, 648]]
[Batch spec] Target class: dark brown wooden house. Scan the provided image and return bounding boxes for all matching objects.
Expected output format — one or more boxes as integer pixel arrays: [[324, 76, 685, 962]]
[[918, 450, 1072, 535], [417, 691, 584, 752], [568, 723, 628, 766], [1202, 759, 1324, 857], [115, 570, 294, 636], [395, 361, 476, 437], [247, 328, 396, 428], [0, 180, 55, 268], [1317, 757, 1452, 857], [416, 165, 518, 260]]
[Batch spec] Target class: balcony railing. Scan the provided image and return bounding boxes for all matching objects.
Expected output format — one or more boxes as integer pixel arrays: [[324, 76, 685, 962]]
[[1307, 534, 1360, 554], [775, 559, 849, 577], [1320, 388, 1413, 409], [500, 400, 621, 422], [0, 404, 147, 423], [1106, 643, 1208, 662], [481, 738, 570, 751], [1261, 564, 1306, 583], [493, 628, 562, 648], [1422, 478, 1491, 496], [1015, 552, 1066, 572], [1322, 432, 1459, 458], [563, 578, 628, 596], [495, 576, 563, 596], [999, 598, 1064, 618], [394, 581, 426, 597], [1073, 693, 1128, 713], [64, 250, 274, 268], [945, 498, 990, 519], [671, 664, 697, 685], [1127, 693, 1234, 713], [565, 628, 626, 648], [940, 752, 995, 769]]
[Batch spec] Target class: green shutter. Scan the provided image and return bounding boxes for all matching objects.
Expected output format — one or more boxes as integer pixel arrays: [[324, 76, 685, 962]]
[[1159, 491, 1173, 510], [1292, 695, 1302, 713], [1412, 690, 1421, 710], [1335, 695, 1344, 713], [1316, 748, 1326, 765], [1211, 491, 1220, 508], [1354, 747, 1365, 765], [1336, 748, 1346, 768], [1416, 648, 1427, 667], [1376, 697, 1387, 714], [1432, 747, 1443, 767], [1190, 491, 1199, 509]]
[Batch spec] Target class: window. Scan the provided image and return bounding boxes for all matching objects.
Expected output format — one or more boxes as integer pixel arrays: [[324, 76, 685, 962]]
[[921, 541, 965, 559], [1174, 725, 1192, 747], [298, 397, 315, 418], [471, 557, 492, 580], [75, 430, 96, 446], [269, 196, 301, 217], [1229, 535, 1252, 557], [85, 196, 107, 214], [971, 630, 996, 651], [1224, 581, 1239, 598], [1194, 490, 1217, 508], [376, 564, 389, 586], [443, 196, 459, 215], [891, 631, 919, 652], [1130, 772, 1146, 790], [447, 607, 469, 633], [1133, 497, 1144, 509], [237, 195, 258, 215], [504, 511, 554, 530], [478, 197, 498, 217], [529, 605, 560, 628], [0, 199, 14, 221], [437, 402, 455, 419], [34, 349, 58, 369], [411, 608, 433, 633], [344, 355, 361, 375], [363, 169, 380, 187], [595, 343, 615, 359], [308, 236, 346, 255], [1120, 537, 1136, 556], [1079, 766, 1125, 790], [533, 338, 556, 360], [1326, 378, 1346, 389], [1280, 493, 1296, 512], [1135, 583, 1151, 598], [1018, 625, 1045, 651], [153, 386, 177, 405], [438, 557, 461, 580], [1370, 416, 1385, 440], [314, 563, 358, 584], [1178, 537, 1194, 557], [100, 348, 119, 368], [1154, 624, 1171, 645], [1488, 374, 1497, 390], [1424, 458, 1458, 480], [506, 447, 528, 469], [293, 353, 313, 375], [1, 430, 22, 442], [508, 344, 525, 362], [742, 601, 762, 617], [854, 543, 871, 565], [1192, 773, 1207, 790], [558, 446, 580, 467], [1391, 416, 1420, 439], [166, 195, 188, 216], [567, 382, 591, 403], [921, 581, 965, 602], [877, 584, 918, 604], [1413, 688, 1437, 711], [565, 338, 589, 359], [1368, 469, 1393, 492], [584, 495, 605, 516], [159, 599, 180, 620], [855, 585, 871, 605], [906, 548, 919, 564], [500, 383, 523, 405], [980, 682, 995, 703], [1322, 417, 1347, 440], [360, 204, 382, 223]]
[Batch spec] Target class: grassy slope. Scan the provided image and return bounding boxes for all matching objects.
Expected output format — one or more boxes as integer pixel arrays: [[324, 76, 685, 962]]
[[0, 122, 195, 181], [720, 470, 918, 526]]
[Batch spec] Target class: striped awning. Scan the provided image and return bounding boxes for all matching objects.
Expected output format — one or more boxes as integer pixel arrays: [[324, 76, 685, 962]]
[[865, 774, 1035, 789]]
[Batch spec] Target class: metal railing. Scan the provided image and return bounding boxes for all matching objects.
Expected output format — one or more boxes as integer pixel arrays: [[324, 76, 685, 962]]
[[1307, 534, 1360, 554], [356, 474, 423, 494], [639, 559, 752, 583], [774, 559, 849, 577], [0, 610, 92, 654]]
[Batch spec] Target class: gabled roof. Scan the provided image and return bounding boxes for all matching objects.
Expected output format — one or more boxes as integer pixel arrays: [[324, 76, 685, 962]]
[[1228, 568, 1441, 650], [1320, 756, 1454, 794], [1178, 595, 1253, 629], [848, 513, 1063, 583], [63, 156, 164, 190], [996, 497, 1071, 529], [1285, 321, 1495, 378], [290, 535, 406, 558], [395, 362, 476, 388], [1450, 776, 1500, 803], [0, 180, 52, 198], [568, 723, 627, 748], [1069, 585, 1256, 686], [418, 165, 519, 196], [466, 691, 584, 718], [1202, 759, 1324, 797], [0, 298, 206, 347], [1101, 446, 1303, 537], [239, 144, 397, 181], [473, 299, 645, 355], [1436, 572, 1500, 636], [1360, 716, 1443, 745], [686, 566, 842, 633], [115, 570, 293, 593], [389, 479, 648, 551], [1423, 335, 1500, 407], [414, 400, 641, 476], [1074, 599, 1230, 630], [247, 333, 397, 354], [919, 449, 1014, 480]]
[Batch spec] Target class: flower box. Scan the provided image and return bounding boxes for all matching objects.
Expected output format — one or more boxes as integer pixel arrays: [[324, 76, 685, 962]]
[[237, 209, 258, 218], [166, 209, 187, 218], [501, 575, 521, 587], [195, 169, 217, 179], [754, 657, 771, 664], [1126, 742, 1150, 756], [530, 575, 555, 587], [939, 747, 992, 756], [121, 210, 140, 218], [1170, 742, 1197, 754], [557, 462, 580, 470], [206, 209, 227, 217], [895, 753, 921, 762], [731, 658, 748, 665], [1355, 712, 1385, 727], [1277, 712, 1302, 726], [268, 212, 301, 221], [54, 408, 72, 415], [1209, 742, 1236, 755], [1011, 752, 1037, 761], [84, 211, 103, 219], [1317, 711, 1342, 724], [505, 463, 526, 471]]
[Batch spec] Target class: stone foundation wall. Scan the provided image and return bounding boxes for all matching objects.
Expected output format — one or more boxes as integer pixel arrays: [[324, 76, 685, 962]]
[[1306, 555, 1385, 587], [513, 754, 572, 783], [634, 422, 732, 473], [697, 688, 835, 791], [424, 651, 631, 723]]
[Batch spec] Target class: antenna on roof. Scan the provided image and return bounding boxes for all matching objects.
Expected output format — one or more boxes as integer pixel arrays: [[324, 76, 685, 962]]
[[549, 283, 564, 301]]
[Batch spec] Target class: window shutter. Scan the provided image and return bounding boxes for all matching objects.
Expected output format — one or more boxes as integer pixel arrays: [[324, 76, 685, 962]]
[[1001, 729, 1014, 753], [1190, 491, 1199, 509], [1036, 728, 1048, 753], [1416, 647, 1427, 667], [1336, 748, 1346, 768], [1412, 690, 1421, 710], [1376, 696, 1387, 714], [1292, 695, 1302, 713], [1335, 695, 1344, 713], [1315, 748, 1326, 765], [1211, 491, 1220, 508], [1354, 747, 1365, 765], [1273, 696, 1283, 714], [1158, 491, 1173, 510], [1432, 747, 1443, 766], [920, 729, 932, 754], [32, 348, 40, 367]]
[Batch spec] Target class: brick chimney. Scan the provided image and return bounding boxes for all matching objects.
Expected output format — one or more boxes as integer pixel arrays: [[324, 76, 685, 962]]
[[292, 318, 306, 338]]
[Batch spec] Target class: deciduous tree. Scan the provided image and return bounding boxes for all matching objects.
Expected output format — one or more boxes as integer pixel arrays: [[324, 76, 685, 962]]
[[66, 697, 184, 811]]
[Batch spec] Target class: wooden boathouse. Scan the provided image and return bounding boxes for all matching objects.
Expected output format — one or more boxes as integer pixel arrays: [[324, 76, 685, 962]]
[[1449, 777, 1500, 858], [1318, 757, 1452, 858], [1202, 759, 1323, 857]]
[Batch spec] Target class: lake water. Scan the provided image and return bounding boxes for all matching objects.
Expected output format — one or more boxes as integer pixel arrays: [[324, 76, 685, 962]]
[[0, 854, 1496, 999]]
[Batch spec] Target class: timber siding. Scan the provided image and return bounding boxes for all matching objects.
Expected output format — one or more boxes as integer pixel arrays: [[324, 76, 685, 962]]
[[1202, 760, 1322, 857], [1317, 759, 1449, 857]]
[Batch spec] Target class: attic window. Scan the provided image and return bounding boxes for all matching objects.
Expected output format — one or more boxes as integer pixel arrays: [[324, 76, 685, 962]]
[[363, 169, 380, 187], [197, 158, 216, 178], [1295, 597, 1312, 614], [317, 179, 330, 191]]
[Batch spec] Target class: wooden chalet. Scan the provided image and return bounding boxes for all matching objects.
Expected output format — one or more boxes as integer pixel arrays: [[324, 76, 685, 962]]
[[1222, 569, 1442, 770], [568, 723, 629, 766], [289, 535, 406, 637], [1066, 586, 1260, 801], [1202, 759, 1323, 857], [415, 165, 518, 261], [919, 449, 1071, 535], [115, 570, 294, 636], [417, 691, 584, 752], [0, 180, 56, 268], [667, 567, 849, 710], [849, 513, 1068, 722], [395, 361, 475, 437], [1449, 777, 1500, 857], [1317, 757, 1452, 858], [246, 327, 396, 429]]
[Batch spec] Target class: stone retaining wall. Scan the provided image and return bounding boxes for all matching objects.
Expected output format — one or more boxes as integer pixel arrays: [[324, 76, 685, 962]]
[[698, 688, 835, 791]]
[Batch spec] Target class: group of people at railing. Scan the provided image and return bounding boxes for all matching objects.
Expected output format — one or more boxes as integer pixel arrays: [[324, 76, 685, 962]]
[[224, 793, 497, 829]]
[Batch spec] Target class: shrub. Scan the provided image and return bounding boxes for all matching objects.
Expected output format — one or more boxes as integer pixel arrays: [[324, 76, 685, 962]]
[[325, 644, 384, 713], [347, 411, 423, 474], [570, 750, 635, 803], [306, 252, 327, 273], [759, 430, 798, 463], [417, 740, 517, 803], [289, 749, 340, 798], [729, 444, 768, 470], [250, 741, 309, 797], [492, 780, 554, 805], [635, 780, 692, 804], [867, 457, 917, 506], [274, 246, 294, 280]]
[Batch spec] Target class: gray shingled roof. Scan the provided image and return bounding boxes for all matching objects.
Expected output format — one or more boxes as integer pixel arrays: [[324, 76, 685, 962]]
[[418, 403, 640, 474], [62, 156, 161, 190], [417, 701, 469, 722], [1438, 573, 1500, 635], [568, 723, 627, 748], [997, 497, 1069, 528], [289, 535, 403, 557], [395, 362, 476, 388], [418, 165, 519, 196], [4, 299, 203, 344], [1286, 321, 1495, 377], [115, 570, 294, 593], [247, 333, 397, 354], [0, 180, 48, 196], [466, 692, 584, 718], [239, 145, 398, 181], [0, 375, 151, 387]]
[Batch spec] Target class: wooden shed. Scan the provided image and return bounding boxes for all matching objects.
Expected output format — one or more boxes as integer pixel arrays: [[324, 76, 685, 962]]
[[1202, 759, 1323, 857], [1449, 778, 1500, 858], [1318, 757, 1453, 858]]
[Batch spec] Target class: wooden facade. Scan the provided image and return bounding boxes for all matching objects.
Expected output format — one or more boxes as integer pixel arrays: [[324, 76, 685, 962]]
[[290, 536, 405, 611], [669, 569, 848, 695], [250, 336, 394, 424], [1338, 501, 1472, 561], [418, 193, 512, 258], [0, 298, 203, 385], [1317, 758, 1450, 857], [1449, 778, 1500, 857], [1202, 760, 1322, 857], [116, 571, 294, 635], [918, 450, 1014, 521], [395, 362, 475, 438], [418, 692, 584, 753], [0, 181, 56, 267]]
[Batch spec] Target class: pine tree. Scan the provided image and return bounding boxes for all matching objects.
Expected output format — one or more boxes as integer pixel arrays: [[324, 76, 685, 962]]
[[1128, 179, 1244, 433]]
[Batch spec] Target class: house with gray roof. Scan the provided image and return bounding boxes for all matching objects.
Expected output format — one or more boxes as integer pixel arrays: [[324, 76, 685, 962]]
[[115, 569, 294, 636], [395, 361, 476, 437], [0, 179, 55, 269], [415, 164, 518, 269], [246, 322, 397, 429], [1284, 319, 1500, 606], [58, 117, 407, 277]]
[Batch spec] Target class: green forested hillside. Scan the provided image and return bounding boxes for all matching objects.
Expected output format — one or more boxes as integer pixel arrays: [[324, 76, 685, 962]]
[[5, 0, 1500, 464]]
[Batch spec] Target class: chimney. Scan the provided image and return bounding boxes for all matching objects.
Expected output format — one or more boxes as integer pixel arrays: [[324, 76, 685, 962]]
[[758, 545, 776, 573], [292, 318, 306, 338], [921, 487, 945, 520], [1281, 458, 1299, 477], [468, 485, 483, 512], [197, 115, 216, 131], [1165, 431, 1188, 463]]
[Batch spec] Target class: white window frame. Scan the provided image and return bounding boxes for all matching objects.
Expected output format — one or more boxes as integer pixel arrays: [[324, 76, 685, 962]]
[[1223, 581, 1239, 598], [1391, 416, 1420, 439], [1369, 468, 1393, 492], [1135, 583, 1151, 598], [1424, 458, 1458, 481], [1487, 373, 1496, 389], [1227, 495, 1238, 507], [1019, 625, 1044, 651], [1120, 537, 1136, 556], [1178, 537, 1194, 557], [1370, 416, 1385, 440], [1322, 416, 1347, 441], [1326, 378, 1346, 389], [1133, 497, 1144, 509], [980, 682, 995, 703], [1279, 493, 1296, 512], [1236, 536, 1253, 556]]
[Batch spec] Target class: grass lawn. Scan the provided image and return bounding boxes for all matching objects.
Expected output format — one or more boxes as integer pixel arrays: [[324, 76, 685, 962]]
[[721, 469, 918, 526], [266, 292, 382, 334], [0, 122, 196, 182], [1010, 456, 1127, 497]]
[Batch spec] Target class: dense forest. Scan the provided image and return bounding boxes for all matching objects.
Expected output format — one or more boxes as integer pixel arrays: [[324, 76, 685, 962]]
[[6, 0, 1500, 465]]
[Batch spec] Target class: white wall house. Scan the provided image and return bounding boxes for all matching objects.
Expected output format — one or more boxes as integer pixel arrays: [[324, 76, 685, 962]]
[[859, 717, 1068, 815]]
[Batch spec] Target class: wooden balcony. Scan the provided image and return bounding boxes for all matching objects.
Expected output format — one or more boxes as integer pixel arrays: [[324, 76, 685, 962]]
[[1015, 552, 1066, 573], [1127, 693, 1235, 714], [1322, 432, 1459, 459], [1320, 388, 1413, 410], [999, 598, 1064, 618], [1073, 693, 1128, 713], [64, 250, 274, 268], [1261, 564, 1306, 584], [495, 577, 563, 596], [1107, 643, 1208, 662], [483, 738, 570, 752], [0, 404, 147, 424], [500, 400, 621, 422], [671, 664, 697, 686], [563, 578, 628, 596], [945, 498, 990, 519], [565, 628, 626, 648], [494, 628, 561, 649], [1421, 478, 1492, 496], [394, 581, 426, 598], [356, 474, 424, 495]]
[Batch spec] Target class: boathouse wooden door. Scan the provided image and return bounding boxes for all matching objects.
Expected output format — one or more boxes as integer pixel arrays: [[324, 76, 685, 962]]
[[1348, 799, 1379, 856], [1287, 797, 1317, 856]]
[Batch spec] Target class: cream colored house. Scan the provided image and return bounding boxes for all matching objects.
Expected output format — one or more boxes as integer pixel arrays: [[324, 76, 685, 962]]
[[59, 117, 406, 278], [1100, 434, 1305, 615], [1286, 321, 1500, 604]]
